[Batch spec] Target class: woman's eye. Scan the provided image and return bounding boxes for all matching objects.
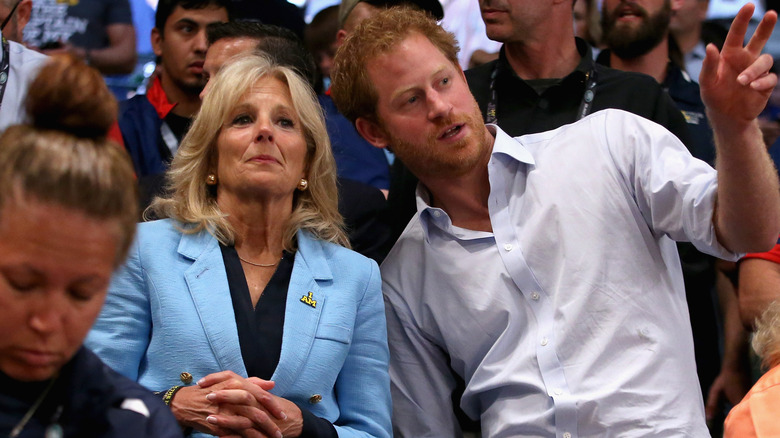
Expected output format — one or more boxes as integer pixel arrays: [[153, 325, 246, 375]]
[[231, 114, 253, 125], [279, 118, 295, 128], [441, 77, 449, 85]]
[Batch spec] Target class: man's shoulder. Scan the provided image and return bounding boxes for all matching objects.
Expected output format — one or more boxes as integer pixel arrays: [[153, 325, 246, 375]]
[[594, 62, 666, 91], [8, 41, 48, 69], [381, 215, 425, 271]]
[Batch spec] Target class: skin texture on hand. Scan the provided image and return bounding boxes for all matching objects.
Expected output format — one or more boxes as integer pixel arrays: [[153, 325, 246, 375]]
[[169, 370, 297, 438]]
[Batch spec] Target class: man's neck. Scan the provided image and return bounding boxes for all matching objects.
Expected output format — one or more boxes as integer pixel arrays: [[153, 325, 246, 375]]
[[159, 73, 202, 118], [419, 128, 495, 232], [673, 25, 703, 56], [609, 36, 669, 83], [503, 37, 581, 80]]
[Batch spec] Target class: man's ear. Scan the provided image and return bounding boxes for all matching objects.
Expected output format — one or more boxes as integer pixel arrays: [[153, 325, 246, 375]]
[[151, 27, 163, 57], [16, 0, 31, 32], [355, 117, 390, 149], [335, 29, 348, 47]]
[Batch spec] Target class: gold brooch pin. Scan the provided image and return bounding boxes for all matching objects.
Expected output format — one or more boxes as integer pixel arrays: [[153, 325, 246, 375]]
[[300, 291, 317, 308]]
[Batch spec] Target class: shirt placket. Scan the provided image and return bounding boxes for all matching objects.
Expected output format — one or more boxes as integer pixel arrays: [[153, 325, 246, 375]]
[[487, 157, 578, 438]]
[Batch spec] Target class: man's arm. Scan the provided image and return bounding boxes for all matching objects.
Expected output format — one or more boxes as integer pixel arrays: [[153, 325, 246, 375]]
[[85, 23, 137, 75], [383, 286, 462, 437], [738, 255, 780, 327], [699, 4, 780, 253]]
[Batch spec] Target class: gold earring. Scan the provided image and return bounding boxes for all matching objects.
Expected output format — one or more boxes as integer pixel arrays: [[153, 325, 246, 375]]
[[206, 174, 217, 185], [297, 178, 308, 191]]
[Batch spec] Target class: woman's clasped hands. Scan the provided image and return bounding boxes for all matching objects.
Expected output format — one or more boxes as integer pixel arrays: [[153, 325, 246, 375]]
[[171, 371, 303, 438]]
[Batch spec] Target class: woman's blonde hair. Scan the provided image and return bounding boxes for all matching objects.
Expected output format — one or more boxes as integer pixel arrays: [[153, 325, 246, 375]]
[[0, 55, 137, 266], [149, 53, 348, 250], [753, 300, 780, 370]]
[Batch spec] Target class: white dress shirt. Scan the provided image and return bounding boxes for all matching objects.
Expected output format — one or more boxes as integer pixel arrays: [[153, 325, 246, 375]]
[[0, 40, 47, 132], [382, 110, 736, 438]]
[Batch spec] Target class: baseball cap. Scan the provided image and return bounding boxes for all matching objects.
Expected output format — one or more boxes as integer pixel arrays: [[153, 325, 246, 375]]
[[338, 0, 444, 28]]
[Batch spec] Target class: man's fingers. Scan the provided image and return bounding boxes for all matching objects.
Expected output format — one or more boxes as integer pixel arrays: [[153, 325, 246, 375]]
[[737, 53, 776, 85], [723, 3, 755, 50], [745, 10, 779, 55], [749, 72, 778, 92], [700, 43, 721, 87]]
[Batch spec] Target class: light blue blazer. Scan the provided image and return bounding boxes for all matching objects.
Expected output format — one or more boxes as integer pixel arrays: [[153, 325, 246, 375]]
[[86, 219, 392, 438]]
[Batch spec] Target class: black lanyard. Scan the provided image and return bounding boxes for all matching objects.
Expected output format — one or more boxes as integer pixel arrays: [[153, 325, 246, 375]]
[[484, 60, 598, 125], [0, 37, 10, 113]]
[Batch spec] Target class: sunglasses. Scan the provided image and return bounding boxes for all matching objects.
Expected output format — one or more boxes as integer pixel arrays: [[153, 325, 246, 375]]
[[1, 0, 22, 32]]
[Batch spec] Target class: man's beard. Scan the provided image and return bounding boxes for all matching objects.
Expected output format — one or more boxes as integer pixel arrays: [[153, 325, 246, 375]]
[[386, 101, 489, 180], [601, 0, 672, 60]]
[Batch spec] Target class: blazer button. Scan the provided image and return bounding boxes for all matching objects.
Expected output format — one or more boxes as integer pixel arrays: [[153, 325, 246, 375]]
[[180, 372, 193, 384], [309, 394, 322, 404]]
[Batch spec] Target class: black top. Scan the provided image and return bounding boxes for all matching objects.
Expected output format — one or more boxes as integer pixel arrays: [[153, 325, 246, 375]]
[[219, 245, 338, 438], [465, 38, 694, 144], [158, 112, 191, 163], [221, 245, 292, 380]]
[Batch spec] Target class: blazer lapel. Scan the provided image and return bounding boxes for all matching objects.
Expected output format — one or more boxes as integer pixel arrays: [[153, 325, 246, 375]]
[[179, 230, 247, 376], [271, 231, 333, 392]]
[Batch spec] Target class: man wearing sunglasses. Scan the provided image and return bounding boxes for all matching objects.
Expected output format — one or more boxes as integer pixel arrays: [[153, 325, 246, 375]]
[[0, 0, 46, 131]]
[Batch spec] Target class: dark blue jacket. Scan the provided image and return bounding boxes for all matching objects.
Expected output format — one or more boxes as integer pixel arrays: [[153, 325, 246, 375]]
[[0, 347, 182, 438], [119, 77, 174, 177], [319, 94, 390, 190]]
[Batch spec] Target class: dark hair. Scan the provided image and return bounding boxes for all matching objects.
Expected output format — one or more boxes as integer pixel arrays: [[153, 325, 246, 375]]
[[304, 5, 339, 57], [256, 35, 319, 92], [155, 0, 233, 34], [207, 20, 298, 46], [0, 55, 138, 265]]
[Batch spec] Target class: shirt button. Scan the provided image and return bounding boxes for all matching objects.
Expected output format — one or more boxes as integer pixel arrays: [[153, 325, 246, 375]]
[[433, 210, 442, 217], [531, 292, 540, 301], [309, 394, 322, 404], [554, 388, 563, 395], [540, 337, 548, 346], [180, 372, 193, 384], [503, 244, 513, 251], [563, 433, 572, 438]]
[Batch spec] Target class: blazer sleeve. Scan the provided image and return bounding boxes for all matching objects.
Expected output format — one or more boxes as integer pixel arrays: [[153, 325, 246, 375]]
[[86, 236, 153, 382], [332, 260, 393, 438]]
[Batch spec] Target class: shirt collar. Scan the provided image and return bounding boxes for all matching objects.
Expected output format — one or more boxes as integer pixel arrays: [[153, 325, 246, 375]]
[[146, 75, 177, 120], [415, 125, 534, 241]]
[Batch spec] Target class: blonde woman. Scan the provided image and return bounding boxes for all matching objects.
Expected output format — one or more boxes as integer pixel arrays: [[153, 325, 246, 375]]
[[86, 55, 391, 438], [725, 300, 780, 437]]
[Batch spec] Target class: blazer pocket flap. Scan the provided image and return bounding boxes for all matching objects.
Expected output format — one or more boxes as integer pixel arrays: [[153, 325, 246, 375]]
[[315, 324, 352, 344]]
